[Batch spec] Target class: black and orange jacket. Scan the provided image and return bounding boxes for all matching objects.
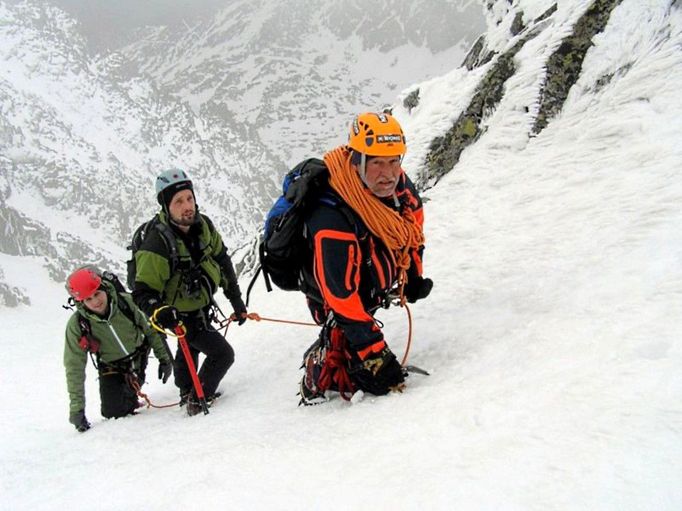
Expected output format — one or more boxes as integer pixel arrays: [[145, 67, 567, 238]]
[[301, 170, 424, 352]]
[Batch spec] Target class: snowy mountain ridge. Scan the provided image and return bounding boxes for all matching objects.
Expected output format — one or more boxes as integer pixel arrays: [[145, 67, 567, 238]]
[[2, 0, 682, 509], [0, 0, 482, 304], [0, 1, 283, 291], [117, 0, 483, 164]]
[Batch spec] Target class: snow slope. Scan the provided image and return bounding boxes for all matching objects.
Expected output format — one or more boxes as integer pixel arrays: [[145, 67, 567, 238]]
[[1, 0, 681, 509]]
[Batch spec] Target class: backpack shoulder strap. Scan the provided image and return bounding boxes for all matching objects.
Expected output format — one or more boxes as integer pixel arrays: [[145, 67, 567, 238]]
[[118, 293, 152, 351], [245, 262, 266, 308], [117, 293, 140, 328], [76, 313, 101, 369], [199, 212, 216, 232], [317, 190, 362, 236], [151, 219, 180, 275], [77, 313, 92, 338]]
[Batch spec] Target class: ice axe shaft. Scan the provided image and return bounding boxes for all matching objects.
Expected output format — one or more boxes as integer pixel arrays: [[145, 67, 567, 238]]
[[174, 326, 209, 415]]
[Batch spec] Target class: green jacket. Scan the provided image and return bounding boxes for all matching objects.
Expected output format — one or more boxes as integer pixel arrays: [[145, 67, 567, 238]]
[[132, 211, 243, 316], [63, 280, 171, 414]]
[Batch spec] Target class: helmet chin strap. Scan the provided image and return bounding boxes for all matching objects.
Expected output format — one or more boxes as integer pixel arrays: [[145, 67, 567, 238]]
[[358, 152, 367, 185]]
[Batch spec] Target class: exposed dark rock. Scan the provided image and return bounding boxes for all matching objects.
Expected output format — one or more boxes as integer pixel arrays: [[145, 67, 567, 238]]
[[403, 88, 420, 113], [534, 3, 558, 24], [419, 35, 533, 189], [0, 267, 30, 306], [533, 0, 623, 134], [463, 35, 485, 70], [0, 282, 30, 307], [0, 206, 56, 258], [462, 35, 498, 71], [0, 203, 122, 304], [511, 12, 526, 36], [591, 62, 633, 93], [418, 0, 625, 188]]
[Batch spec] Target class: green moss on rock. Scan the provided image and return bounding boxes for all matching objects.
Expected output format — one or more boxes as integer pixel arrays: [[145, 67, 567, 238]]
[[533, 0, 623, 134]]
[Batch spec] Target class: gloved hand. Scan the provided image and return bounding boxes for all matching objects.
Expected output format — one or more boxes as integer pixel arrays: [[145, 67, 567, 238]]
[[230, 298, 248, 326], [69, 410, 91, 433], [158, 360, 173, 384], [404, 276, 433, 304], [154, 305, 180, 331], [349, 342, 405, 395]]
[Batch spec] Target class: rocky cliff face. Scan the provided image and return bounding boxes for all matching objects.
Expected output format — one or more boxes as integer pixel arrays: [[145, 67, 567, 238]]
[[401, 0, 631, 189]]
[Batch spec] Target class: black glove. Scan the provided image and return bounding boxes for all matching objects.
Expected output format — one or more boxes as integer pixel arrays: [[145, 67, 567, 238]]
[[69, 410, 91, 433], [349, 344, 405, 396], [158, 360, 173, 384], [230, 298, 248, 326], [154, 305, 180, 330], [404, 276, 433, 304]]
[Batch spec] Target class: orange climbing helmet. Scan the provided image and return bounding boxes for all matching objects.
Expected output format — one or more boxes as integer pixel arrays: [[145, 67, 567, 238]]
[[348, 112, 406, 157]]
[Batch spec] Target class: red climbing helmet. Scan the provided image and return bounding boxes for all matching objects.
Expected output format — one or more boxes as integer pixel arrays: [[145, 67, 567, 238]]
[[66, 266, 102, 301]]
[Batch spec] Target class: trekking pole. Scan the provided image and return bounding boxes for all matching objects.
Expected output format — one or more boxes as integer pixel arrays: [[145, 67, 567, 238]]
[[174, 325, 209, 415]]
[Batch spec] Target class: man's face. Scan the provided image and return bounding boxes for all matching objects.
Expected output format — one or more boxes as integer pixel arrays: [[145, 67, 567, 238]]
[[361, 155, 402, 198], [83, 289, 108, 315], [168, 189, 196, 226]]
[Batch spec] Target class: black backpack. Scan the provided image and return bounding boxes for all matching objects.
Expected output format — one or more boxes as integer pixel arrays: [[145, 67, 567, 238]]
[[246, 158, 355, 304], [126, 215, 179, 291]]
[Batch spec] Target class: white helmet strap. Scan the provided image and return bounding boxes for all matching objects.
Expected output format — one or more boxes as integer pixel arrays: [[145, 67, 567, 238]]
[[358, 152, 368, 186]]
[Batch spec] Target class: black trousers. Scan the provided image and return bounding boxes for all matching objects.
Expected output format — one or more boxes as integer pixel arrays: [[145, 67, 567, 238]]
[[99, 371, 138, 418], [173, 316, 234, 398], [98, 356, 147, 419]]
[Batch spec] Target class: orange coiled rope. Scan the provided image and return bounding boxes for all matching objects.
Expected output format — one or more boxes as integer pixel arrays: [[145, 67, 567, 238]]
[[323, 146, 425, 303]]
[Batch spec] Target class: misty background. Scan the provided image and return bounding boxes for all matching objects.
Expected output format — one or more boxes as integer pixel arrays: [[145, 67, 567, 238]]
[[27, 0, 227, 52], [0, 0, 485, 304]]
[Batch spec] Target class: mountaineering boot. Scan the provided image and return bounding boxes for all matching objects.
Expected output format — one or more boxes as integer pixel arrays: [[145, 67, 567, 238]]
[[298, 378, 328, 406], [180, 390, 222, 406], [206, 392, 221, 405], [186, 398, 203, 417], [179, 390, 191, 407], [297, 344, 328, 406], [185, 392, 222, 416]]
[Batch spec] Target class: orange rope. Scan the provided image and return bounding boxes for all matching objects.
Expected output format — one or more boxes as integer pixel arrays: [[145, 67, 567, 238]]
[[230, 308, 413, 366], [126, 374, 180, 409], [223, 311, 318, 332], [323, 146, 424, 303], [244, 312, 318, 327], [400, 303, 413, 367]]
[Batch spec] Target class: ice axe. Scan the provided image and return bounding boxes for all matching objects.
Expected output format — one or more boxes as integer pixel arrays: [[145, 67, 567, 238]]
[[174, 325, 209, 415]]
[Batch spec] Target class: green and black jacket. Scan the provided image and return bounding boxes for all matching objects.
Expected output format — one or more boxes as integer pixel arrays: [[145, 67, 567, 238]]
[[63, 280, 171, 414], [132, 210, 243, 317]]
